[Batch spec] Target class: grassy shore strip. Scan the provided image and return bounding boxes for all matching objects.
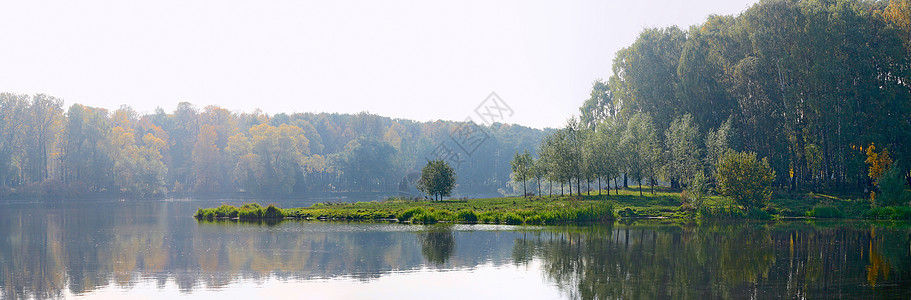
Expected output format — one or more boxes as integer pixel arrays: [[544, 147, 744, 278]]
[[193, 197, 615, 225], [194, 203, 288, 220], [193, 186, 911, 224]]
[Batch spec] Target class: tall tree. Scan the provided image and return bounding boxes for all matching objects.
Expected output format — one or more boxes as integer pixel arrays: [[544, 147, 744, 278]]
[[622, 112, 660, 196], [664, 114, 702, 188], [510, 149, 533, 197], [417, 159, 456, 201]]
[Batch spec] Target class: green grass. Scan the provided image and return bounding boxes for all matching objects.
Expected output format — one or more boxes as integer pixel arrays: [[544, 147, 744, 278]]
[[283, 195, 617, 225]]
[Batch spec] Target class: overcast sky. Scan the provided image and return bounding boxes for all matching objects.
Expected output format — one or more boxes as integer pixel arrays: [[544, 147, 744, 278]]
[[0, 0, 758, 129]]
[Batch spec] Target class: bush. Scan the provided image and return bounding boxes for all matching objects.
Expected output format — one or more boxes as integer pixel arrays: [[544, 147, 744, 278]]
[[411, 212, 438, 224], [239, 208, 263, 219], [715, 151, 775, 210], [876, 164, 911, 207], [503, 213, 524, 225], [525, 215, 543, 225], [455, 210, 478, 223], [745, 208, 773, 220], [807, 205, 842, 218], [866, 206, 911, 220], [195, 208, 216, 219], [263, 205, 285, 219], [478, 212, 502, 224], [215, 204, 239, 218], [241, 203, 263, 210], [398, 207, 427, 222]]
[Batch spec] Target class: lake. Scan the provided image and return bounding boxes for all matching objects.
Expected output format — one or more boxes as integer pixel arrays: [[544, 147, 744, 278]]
[[1, 198, 910, 299]]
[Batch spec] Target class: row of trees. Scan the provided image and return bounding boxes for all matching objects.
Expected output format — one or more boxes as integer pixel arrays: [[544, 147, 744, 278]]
[[511, 112, 733, 198], [0, 94, 544, 198], [513, 0, 911, 204]]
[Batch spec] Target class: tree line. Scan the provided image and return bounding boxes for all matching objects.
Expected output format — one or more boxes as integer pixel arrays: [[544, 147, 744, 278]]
[[0, 95, 544, 198], [513, 0, 911, 202]]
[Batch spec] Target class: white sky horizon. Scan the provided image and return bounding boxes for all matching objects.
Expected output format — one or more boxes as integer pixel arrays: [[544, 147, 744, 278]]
[[0, 0, 758, 129]]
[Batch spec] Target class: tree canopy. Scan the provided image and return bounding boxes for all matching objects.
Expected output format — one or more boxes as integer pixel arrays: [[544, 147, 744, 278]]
[[417, 160, 457, 201]]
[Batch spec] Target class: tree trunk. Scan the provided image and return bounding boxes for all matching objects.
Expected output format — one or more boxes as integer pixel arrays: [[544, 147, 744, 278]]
[[639, 179, 643, 197], [598, 177, 602, 196], [523, 180, 527, 198], [651, 177, 655, 195], [624, 173, 628, 188], [577, 178, 581, 197]]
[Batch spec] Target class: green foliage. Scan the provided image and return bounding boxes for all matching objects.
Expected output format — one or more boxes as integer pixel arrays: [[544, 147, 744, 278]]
[[215, 204, 240, 218], [524, 215, 543, 225], [455, 210, 478, 223], [503, 213, 524, 225], [398, 207, 427, 222], [411, 212, 438, 224], [686, 171, 708, 210], [511, 150, 534, 197], [875, 164, 911, 207], [621, 112, 660, 196], [241, 203, 262, 210], [715, 151, 775, 210], [665, 114, 702, 186], [194, 203, 284, 220], [697, 205, 745, 220], [263, 205, 285, 219], [417, 160, 456, 200], [806, 205, 843, 218], [865, 206, 911, 220], [336, 137, 397, 192]]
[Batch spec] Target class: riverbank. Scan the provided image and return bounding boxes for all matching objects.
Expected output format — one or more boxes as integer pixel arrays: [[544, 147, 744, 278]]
[[193, 186, 911, 224]]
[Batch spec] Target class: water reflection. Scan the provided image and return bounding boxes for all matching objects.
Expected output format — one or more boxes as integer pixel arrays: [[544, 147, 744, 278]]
[[1, 199, 910, 299], [419, 226, 456, 266], [514, 222, 911, 299]]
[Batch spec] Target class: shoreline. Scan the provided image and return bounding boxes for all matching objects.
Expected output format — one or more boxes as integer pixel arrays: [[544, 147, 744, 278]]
[[193, 187, 911, 224]]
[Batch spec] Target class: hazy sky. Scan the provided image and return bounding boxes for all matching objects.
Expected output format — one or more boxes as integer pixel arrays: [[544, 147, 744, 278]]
[[0, 0, 758, 129]]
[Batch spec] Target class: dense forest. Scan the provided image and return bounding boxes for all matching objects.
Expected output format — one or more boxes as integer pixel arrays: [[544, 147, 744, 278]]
[[521, 0, 911, 199], [0, 96, 544, 198]]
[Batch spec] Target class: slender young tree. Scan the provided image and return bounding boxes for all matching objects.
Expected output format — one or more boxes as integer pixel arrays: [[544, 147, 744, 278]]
[[511, 149, 534, 198]]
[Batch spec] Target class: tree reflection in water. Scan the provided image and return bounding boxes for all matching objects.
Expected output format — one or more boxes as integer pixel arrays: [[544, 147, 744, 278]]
[[513, 222, 911, 299], [419, 226, 455, 266]]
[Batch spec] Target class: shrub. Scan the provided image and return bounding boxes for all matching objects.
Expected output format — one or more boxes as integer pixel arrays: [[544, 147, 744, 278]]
[[455, 210, 478, 223], [715, 151, 775, 210], [525, 215, 543, 225], [807, 205, 842, 218], [876, 164, 911, 207], [195, 208, 216, 219], [239, 208, 263, 219], [866, 206, 911, 220], [398, 207, 427, 222], [263, 205, 285, 219], [745, 208, 772, 220], [479, 212, 502, 224], [241, 203, 263, 210], [215, 204, 239, 218], [503, 213, 524, 225], [411, 212, 438, 224]]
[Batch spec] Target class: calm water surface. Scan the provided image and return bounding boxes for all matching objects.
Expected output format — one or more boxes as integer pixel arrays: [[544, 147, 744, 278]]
[[1, 198, 910, 299]]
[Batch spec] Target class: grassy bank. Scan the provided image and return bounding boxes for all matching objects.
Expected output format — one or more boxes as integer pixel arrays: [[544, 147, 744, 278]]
[[193, 186, 911, 224]]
